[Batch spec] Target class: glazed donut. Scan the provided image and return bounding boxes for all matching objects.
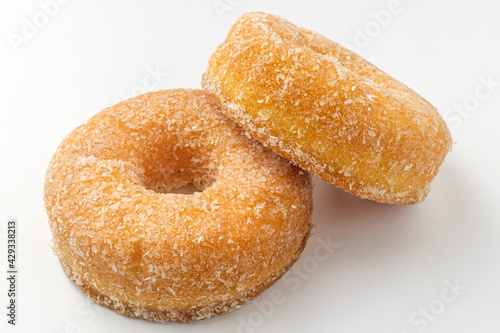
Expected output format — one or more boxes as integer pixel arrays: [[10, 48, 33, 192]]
[[44, 89, 313, 322], [202, 12, 452, 205]]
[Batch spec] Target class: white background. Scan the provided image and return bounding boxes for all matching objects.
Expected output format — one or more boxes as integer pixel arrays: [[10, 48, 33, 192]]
[[1, 0, 500, 332]]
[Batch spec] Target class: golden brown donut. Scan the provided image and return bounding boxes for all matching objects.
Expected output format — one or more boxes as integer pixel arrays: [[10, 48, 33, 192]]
[[44, 89, 313, 322], [202, 12, 452, 205]]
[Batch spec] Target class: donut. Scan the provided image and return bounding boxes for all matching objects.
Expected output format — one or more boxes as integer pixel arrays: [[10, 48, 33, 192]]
[[44, 89, 313, 322], [202, 12, 452, 205]]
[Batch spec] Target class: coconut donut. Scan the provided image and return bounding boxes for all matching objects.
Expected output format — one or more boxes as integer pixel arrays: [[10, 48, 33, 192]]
[[44, 89, 313, 322], [202, 12, 452, 205]]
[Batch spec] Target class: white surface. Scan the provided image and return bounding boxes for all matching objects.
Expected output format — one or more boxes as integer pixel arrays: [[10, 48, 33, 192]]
[[1, 0, 500, 332]]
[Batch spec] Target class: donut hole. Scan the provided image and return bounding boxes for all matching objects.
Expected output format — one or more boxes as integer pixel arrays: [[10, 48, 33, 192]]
[[142, 165, 217, 195], [138, 141, 217, 195], [167, 182, 201, 194], [146, 178, 207, 195]]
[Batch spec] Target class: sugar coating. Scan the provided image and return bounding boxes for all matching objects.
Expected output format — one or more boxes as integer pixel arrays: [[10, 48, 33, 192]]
[[44, 89, 313, 321], [202, 12, 453, 205]]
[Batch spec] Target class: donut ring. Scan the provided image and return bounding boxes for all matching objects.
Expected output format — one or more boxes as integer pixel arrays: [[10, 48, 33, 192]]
[[202, 12, 452, 205], [44, 89, 313, 322]]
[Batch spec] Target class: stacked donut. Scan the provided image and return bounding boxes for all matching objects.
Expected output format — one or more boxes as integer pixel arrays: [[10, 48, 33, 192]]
[[44, 12, 451, 322], [202, 12, 452, 205]]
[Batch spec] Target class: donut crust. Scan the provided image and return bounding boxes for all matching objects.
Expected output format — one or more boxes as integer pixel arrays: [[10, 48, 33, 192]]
[[44, 89, 313, 321], [202, 12, 452, 204]]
